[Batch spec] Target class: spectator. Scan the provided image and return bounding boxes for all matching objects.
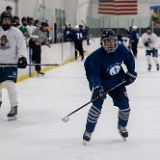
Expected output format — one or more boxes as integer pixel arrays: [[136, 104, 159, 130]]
[[6, 6, 12, 14], [46, 25, 53, 44], [151, 8, 160, 28], [29, 21, 51, 75]]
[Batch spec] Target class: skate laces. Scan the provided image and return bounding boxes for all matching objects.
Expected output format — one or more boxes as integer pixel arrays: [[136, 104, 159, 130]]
[[84, 131, 92, 138], [118, 125, 127, 133]]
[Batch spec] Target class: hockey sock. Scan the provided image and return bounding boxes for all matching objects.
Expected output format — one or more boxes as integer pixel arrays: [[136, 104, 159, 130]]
[[146, 55, 151, 65], [0, 83, 2, 102], [153, 57, 159, 65], [6, 80, 18, 107]]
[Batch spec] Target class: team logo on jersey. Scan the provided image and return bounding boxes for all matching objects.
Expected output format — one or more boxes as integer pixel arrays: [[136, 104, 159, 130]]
[[0, 35, 10, 50], [107, 63, 121, 75]]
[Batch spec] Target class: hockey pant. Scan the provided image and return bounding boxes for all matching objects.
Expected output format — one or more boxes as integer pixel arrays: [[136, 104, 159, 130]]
[[74, 40, 84, 59], [132, 42, 138, 57], [146, 49, 159, 65], [86, 85, 130, 133]]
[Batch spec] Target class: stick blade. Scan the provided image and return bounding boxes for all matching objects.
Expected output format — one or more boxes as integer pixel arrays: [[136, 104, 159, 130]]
[[62, 116, 70, 122]]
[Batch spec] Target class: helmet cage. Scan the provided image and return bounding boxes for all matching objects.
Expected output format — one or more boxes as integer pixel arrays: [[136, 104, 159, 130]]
[[101, 36, 118, 53]]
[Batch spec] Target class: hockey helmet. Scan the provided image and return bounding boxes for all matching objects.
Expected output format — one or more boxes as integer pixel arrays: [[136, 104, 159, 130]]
[[132, 25, 137, 29], [146, 26, 152, 34], [21, 17, 27, 22], [1, 11, 12, 22], [74, 25, 79, 30], [19, 26, 28, 33], [13, 16, 19, 20], [146, 26, 152, 31], [100, 29, 118, 53], [41, 20, 49, 27]]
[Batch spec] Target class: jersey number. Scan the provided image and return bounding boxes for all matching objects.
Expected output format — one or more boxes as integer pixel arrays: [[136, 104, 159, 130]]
[[76, 33, 83, 39]]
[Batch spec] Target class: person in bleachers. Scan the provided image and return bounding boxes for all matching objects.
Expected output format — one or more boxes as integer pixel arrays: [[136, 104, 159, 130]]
[[6, 6, 12, 14], [151, 8, 160, 28]]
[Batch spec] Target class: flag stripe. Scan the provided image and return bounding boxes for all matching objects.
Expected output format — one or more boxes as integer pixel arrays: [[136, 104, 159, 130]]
[[98, 0, 137, 15]]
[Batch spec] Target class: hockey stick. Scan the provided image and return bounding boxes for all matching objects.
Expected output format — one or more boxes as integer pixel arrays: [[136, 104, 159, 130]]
[[128, 18, 135, 51], [81, 20, 89, 29], [81, 20, 86, 26], [0, 63, 59, 66], [62, 80, 126, 122]]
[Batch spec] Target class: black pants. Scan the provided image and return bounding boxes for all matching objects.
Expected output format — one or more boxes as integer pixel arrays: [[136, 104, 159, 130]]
[[132, 42, 138, 57], [29, 40, 41, 72], [74, 40, 84, 59]]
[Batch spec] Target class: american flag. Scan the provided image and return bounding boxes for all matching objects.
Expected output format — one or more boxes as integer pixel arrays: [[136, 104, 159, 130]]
[[98, 0, 137, 15]]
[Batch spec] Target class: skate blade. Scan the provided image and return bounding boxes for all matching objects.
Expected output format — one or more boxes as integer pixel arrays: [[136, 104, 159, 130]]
[[122, 137, 126, 141], [120, 134, 127, 141], [37, 74, 45, 76], [8, 116, 17, 121], [119, 133, 127, 141], [82, 140, 88, 146]]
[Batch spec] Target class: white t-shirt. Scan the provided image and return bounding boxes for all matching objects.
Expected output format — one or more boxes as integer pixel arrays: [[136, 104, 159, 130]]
[[0, 26, 27, 66]]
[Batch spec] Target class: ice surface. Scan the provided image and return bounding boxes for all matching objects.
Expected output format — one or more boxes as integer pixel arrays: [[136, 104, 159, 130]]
[[0, 48, 160, 160]]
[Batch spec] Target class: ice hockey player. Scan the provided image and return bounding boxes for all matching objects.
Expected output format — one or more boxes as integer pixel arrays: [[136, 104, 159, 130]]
[[131, 25, 139, 58], [0, 12, 27, 120], [21, 17, 32, 35], [27, 16, 37, 33], [72, 25, 84, 60], [142, 26, 159, 71], [12, 16, 20, 28], [83, 29, 137, 145], [19, 26, 29, 48]]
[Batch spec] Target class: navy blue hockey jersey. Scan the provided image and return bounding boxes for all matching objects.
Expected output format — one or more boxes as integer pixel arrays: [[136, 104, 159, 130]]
[[84, 44, 135, 89], [132, 30, 139, 44]]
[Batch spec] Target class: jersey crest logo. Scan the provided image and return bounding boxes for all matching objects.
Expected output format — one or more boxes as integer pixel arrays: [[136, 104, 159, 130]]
[[108, 63, 121, 75], [0, 35, 11, 50]]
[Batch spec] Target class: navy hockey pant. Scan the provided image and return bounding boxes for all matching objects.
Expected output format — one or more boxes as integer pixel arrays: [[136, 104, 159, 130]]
[[86, 85, 130, 133], [74, 40, 84, 59], [132, 42, 138, 57]]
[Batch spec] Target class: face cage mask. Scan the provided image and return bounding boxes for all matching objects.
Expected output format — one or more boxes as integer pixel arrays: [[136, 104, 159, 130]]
[[101, 37, 119, 53]]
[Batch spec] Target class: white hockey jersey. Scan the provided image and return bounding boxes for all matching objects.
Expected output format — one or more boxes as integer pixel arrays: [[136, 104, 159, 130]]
[[0, 26, 27, 66], [141, 32, 158, 50]]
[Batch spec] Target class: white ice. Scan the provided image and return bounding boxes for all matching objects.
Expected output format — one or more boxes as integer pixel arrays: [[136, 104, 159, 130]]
[[0, 48, 160, 160]]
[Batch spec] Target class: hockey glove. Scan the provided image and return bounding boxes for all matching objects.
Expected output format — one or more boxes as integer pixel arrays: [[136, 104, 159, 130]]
[[144, 42, 149, 47], [91, 86, 106, 101], [124, 71, 137, 86], [18, 57, 27, 68]]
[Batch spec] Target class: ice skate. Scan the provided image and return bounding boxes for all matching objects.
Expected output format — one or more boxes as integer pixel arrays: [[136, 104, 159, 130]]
[[83, 131, 92, 145], [156, 64, 159, 71], [118, 124, 128, 141], [148, 64, 151, 71], [37, 71, 45, 76], [7, 106, 17, 121]]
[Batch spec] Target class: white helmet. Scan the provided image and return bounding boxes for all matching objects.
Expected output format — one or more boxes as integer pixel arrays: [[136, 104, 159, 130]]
[[74, 25, 79, 30], [133, 25, 137, 29]]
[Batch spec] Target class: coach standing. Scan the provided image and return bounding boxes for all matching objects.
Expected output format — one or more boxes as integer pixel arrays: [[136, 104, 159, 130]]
[[29, 21, 51, 75]]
